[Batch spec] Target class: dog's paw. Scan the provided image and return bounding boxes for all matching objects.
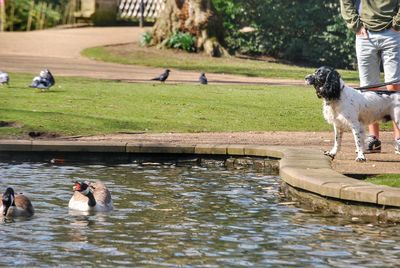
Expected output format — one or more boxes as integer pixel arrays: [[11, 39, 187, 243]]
[[324, 151, 336, 159], [355, 152, 366, 162], [355, 156, 366, 162]]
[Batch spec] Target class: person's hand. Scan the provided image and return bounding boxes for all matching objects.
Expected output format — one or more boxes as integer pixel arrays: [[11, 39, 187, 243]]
[[356, 26, 368, 37], [391, 27, 400, 33]]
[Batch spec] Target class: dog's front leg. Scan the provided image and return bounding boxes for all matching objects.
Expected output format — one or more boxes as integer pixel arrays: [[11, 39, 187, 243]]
[[351, 123, 366, 162], [325, 124, 342, 159]]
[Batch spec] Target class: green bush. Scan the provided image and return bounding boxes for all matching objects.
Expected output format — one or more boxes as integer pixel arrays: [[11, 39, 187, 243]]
[[139, 31, 153, 47], [5, 0, 64, 31], [214, 0, 356, 69], [165, 31, 196, 52]]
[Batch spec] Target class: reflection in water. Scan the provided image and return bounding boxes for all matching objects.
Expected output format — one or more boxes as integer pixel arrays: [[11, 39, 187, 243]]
[[0, 162, 400, 266]]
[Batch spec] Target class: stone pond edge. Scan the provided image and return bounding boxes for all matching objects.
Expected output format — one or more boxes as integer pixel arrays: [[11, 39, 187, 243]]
[[1, 140, 399, 210]]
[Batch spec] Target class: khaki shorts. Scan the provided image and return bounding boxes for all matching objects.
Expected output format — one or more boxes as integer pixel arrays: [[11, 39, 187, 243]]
[[356, 29, 400, 87]]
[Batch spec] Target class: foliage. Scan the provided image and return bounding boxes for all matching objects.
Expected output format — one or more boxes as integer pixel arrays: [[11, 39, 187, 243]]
[[139, 31, 153, 47], [4, 0, 65, 31], [4, 0, 31, 31], [213, 0, 356, 69], [165, 31, 196, 52]]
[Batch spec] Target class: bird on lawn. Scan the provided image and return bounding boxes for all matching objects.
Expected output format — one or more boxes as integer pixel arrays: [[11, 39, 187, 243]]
[[1, 187, 34, 218], [199, 72, 208, 85], [0, 71, 9, 85], [30, 69, 55, 90], [68, 180, 113, 212], [151, 69, 170, 83]]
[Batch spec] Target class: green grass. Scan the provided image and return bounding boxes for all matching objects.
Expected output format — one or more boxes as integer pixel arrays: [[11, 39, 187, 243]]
[[366, 174, 400, 187], [82, 45, 360, 82], [0, 73, 330, 138]]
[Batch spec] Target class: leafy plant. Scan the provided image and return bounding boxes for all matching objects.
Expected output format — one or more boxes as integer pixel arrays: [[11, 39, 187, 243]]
[[139, 31, 153, 47], [165, 31, 196, 52]]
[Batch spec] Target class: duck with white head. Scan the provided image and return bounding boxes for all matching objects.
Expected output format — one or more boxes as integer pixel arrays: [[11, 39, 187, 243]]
[[68, 181, 113, 212]]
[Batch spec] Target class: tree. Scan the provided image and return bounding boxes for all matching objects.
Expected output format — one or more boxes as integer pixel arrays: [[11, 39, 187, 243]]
[[151, 0, 226, 57]]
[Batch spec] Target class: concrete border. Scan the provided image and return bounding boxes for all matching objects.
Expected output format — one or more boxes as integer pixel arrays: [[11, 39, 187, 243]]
[[1, 140, 400, 211]]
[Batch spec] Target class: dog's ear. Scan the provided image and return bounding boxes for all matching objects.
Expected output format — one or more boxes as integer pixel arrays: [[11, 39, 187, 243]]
[[320, 69, 341, 100]]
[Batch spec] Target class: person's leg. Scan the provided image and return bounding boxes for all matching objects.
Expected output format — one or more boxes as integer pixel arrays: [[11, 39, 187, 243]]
[[368, 123, 380, 138], [356, 35, 381, 88], [356, 33, 382, 151], [381, 29, 400, 141], [387, 84, 400, 140]]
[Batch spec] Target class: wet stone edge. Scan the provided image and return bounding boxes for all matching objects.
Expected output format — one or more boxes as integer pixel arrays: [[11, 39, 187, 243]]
[[281, 182, 400, 223]]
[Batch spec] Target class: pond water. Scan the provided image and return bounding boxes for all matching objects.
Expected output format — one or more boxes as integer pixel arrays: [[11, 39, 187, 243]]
[[1, 161, 400, 267]]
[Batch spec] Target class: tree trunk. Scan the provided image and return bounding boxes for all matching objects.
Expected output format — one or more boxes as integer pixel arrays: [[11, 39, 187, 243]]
[[151, 0, 226, 57]]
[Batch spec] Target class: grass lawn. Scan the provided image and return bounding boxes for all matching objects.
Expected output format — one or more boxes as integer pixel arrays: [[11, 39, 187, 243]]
[[0, 73, 330, 138], [82, 44, 360, 83], [366, 174, 400, 187]]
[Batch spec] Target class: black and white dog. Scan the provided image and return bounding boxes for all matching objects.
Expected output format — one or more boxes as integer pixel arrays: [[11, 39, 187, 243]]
[[305, 66, 400, 162]]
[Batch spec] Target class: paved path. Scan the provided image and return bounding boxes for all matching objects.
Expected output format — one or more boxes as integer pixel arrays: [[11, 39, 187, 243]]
[[0, 27, 303, 85]]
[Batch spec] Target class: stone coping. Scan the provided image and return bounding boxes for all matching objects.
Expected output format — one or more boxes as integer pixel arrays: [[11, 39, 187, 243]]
[[0, 140, 399, 208]]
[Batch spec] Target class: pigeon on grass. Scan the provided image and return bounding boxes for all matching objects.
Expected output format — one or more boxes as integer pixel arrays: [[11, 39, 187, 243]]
[[0, 71, 9, 85], [199, 72, 208, 85], [30, 69, 55, 90], [151, 69, 170, 83]]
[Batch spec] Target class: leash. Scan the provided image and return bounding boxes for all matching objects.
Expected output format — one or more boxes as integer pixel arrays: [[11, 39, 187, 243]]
[[359, 89, 400, 95], [354, 78, 400, 90]]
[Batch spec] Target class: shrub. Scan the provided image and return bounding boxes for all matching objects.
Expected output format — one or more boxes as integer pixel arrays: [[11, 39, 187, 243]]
[[5, 0, 64, 31], [139, 31, 153, 47], [165, 31, 196, 52], [214, 0, 356, 69]]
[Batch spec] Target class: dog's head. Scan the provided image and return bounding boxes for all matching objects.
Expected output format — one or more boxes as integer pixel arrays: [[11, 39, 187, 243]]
[[305, 66, 342, 101]]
